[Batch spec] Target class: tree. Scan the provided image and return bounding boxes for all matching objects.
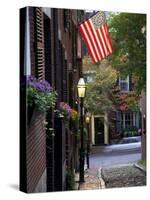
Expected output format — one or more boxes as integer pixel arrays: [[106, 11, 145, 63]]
[[117, 91, 140, 112], [108, 12, 146, 95], [85, 63, 118, 114]]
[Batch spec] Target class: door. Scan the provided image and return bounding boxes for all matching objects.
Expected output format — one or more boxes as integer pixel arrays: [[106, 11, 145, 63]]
[[95, 117, 104, 145]]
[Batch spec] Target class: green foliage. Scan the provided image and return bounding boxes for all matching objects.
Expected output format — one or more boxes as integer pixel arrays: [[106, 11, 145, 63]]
[[27, 87, 57, 112], [137, 160, 146, 167], [123, 127, 137, 137], [85, 65, 117, 114], [75, 129, 81, 142], [66, 169, 75, 190], [118, 91, 140, 111], [108, 12, 146, 94], [71, 118, 78, 132]]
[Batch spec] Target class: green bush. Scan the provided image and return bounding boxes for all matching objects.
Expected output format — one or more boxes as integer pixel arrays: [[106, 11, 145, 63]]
[[123, 127, 137, 137], [66, 169, 75, 190]]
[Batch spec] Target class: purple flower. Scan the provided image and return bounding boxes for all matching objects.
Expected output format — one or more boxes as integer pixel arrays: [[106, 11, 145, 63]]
[[27, 76, 53, 93], [60, 102, 72, 114], [38, 80, 53, 92], [27, 75, 37, 83]]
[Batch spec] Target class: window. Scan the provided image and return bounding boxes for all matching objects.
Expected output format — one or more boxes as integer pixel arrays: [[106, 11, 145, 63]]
[[64, 9, 71, 31], [121, 112, 136, 129], [24, 7, 31, 76], [120, 112, 141, 137], [83, 72, 96, 83], [119, 75, 129, 92], [86, 76, 94, 83]]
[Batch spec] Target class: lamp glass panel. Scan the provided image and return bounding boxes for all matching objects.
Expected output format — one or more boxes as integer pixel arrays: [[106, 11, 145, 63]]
[[78, 87, 85, 98]]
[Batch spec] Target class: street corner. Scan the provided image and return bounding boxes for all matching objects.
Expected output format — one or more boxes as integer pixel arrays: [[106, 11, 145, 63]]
[[79, 168, 105, 190]]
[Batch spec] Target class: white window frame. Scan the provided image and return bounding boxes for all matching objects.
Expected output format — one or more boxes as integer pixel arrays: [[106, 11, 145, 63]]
[[121, 112, 136, 129], [24, 7, 31, 76], [119, 75, 129, 92]]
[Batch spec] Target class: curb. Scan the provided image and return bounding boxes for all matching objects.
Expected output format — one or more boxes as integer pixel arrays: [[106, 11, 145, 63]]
[[98, 168, 105, 189], [75, 182, 80, 190], [133, 163, 146, 175], [75, 173, 80, 190], [112, 148, 141, 153], [91, 147, 141, 154], [77, 169, 106, 190]]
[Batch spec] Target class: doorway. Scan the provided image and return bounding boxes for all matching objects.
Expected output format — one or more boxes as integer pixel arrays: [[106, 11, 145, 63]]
[[94, 117, 104, 145]]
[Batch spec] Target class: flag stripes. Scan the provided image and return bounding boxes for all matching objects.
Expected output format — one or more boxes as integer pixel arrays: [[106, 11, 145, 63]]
[[84, 21, 101, 61], [79, 11, 113, 63], [88, 20, 103, 59], [79, 25, 98, 63]]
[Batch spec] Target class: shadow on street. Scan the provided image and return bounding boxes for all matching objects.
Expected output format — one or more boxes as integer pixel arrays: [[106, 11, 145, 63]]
[[89, 142, 141, 168]]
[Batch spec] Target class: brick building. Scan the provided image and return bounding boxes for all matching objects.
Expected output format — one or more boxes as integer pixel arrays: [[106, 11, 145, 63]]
[[140, 91, 146, 160], [20, 7, 83, 193]]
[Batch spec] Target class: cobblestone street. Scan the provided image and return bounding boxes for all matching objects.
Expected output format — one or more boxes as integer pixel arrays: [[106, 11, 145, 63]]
[[102, 164, 146, 188], [78, 164, 146, 191], [78, 143, 146, 190]]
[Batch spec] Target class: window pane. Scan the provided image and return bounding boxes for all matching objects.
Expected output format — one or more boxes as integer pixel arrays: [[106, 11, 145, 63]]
[[120, 82, 128, 91]]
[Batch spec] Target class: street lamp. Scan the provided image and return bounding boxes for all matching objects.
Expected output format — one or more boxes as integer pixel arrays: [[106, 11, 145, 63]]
[[77, 77, 86, 182], [77, 78, 86, 98], [85, 113, 90, 169]]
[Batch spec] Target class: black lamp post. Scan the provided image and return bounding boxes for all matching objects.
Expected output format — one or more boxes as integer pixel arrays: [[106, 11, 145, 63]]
[[85, 113, 90, 169], [77, 77, 86, 183]]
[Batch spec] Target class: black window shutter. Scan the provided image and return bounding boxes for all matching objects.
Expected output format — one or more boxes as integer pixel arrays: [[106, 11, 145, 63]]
[[64, 9, 71, 31], [61, 46, 68, 102], [129, 74, 132, 91], [116, 111, 121, 132], [29, 7, 36, 76], [44, 13, 52, 83], [35, 7, 45, 80], [63, 60, 68, 102]]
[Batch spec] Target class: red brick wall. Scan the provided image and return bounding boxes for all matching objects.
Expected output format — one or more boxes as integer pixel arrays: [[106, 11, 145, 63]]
[[26, 7, 46, 193], [140, 91, 146, 122], [140, 91, 146, 160], [57, 9, 81, 171], [21, 7, 82, 192], [27, 112, 46, 192], [59, 9, 73, 65]]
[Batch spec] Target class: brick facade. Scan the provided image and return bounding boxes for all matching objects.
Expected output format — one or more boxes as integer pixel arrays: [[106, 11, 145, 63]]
[[140, 91, 146, 160], [20, 7, 83, 193], [27, 112, 46, 192]]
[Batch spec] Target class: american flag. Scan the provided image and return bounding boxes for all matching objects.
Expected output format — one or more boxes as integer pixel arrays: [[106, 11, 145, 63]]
[[79, 11, 113, 63]]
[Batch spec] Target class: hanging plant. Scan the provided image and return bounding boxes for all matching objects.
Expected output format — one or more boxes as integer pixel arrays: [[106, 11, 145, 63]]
[[71, 109, 78, 121], [59, 102, 72, 123], [27, 76, 57, 113], [70, 109, 78, 132], [59, 103, 79, 130]]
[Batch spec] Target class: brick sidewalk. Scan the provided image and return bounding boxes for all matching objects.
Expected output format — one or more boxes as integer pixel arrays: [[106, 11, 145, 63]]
[[75, 168, 105, 190]]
